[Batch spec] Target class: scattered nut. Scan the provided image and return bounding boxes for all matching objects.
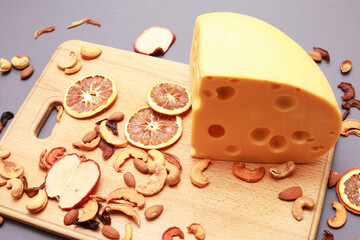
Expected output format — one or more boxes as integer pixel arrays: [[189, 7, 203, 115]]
[[341, 119, 360, 136], [26, 189, 48, 213], [6, 178, 24, 199], [82, 130, 98, 143], [123, 172, 136, 188], [108, 112, 124, 122], [99, 120, 128, 147], [313, 47, 330, 62], [106, 187, 145, 209], [147, 149, 165, 173], [341, 60, 352, 74], [162, 151, 182, 172], [114, 148, 147, 172], [307, 51, 322, 62], [291, 196, 315, 221], [0, 58, 11, 72], [327, 201, 347, 228], [100, 204, 140, 226], [0, 149, 11, 159], [56, 105, 64, 122], [162, 226, 184, 240], [11, 55, 30, 69], [133, 158, 149, 174], [80, 46, 102, 60], [165, 160, 180, 186], [67, 17, 89, 29], [328, 170, 340, 188], [20, 66, 34, 79], [34, 26, 55, 39], [101, 225, 120, 239], [137, 164, 167, 196], [145, 204, 163, 220], [322, 230, 334, 240], [57, 51, 78, 70], [232, 163, 265, 183], [64, 60, 82, 75], [72, 135, 101, 151], [38, 149, 50, 170], [64, 209, 79, 225], [190, 159, 211, 188], [122, 223, 132, 240], [187, 223, 205, 240], [278, 186, 302, 201], [270, 161, 296, 179], [0, 159, 24, 179]]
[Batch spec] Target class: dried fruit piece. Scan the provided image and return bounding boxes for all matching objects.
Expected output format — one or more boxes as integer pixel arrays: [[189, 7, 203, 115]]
[[313, 47, 330, 62], [78, 199, 99, 222], [278, 186, 302, 201], [0, 111, 14, 133], [57, 51, 78, 70], [102, 225, 120, 239], [0, 58, 11, 72], [147, 82, 192, 115], [123, 172, 136, 188], [56, 105, 64, 122], [64, 209, 79, 225], [341, 60, 352, 74], [187, 223, 205, 240], [97, 203, 111, 225], [98, 139, 115, 160], [20, 66, 34, 79], [67, 17, 89, 29], [64, 60, 82, 75], [46, 147, 66, 166], [74, 219, 100, 230], [338, 82, 355, 101], [63, 74, 117, 118], [114, 148, 147, 172], [122, 223, 132, 240], [134, 26, 176, 55], [162, 226, 184, 240], [26, 189, 48, 213], [137, 164, 167, 196], [322, 230, 334, 240], [232, 163, 265, 183], [21, 176, 44, 198], [190, 159, 211, 188], [0, 159, 24, 179], [73, 135, 101, 151], [133, 158, 149, 174], [307, 51, 322, 62], [100, 204, 140, 226], [269, 161, 296, 179], [34, 26, 55, 39], [39, 149, 50, 170], [144, 205, 163, 220], [327, 201, 347, 228], [99, 120, 127, 147], [125, 106, 182, 149], [0, 178, 7, 186], [291, 196, 315, 221], [87, 19, 101, 27], [80, 46, 102, 60], [336, 167, 360, 214], [340, 119, 360, 136], [106, 187, 145, 208], [328, 170, 340, 188], [147, 149, 165, 173]]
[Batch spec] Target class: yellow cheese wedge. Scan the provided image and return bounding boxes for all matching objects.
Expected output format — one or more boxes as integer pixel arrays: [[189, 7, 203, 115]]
[[189, 12, 342, 163]]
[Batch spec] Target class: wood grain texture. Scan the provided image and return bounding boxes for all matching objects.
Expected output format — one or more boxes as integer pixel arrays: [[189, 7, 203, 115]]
[[0, 40, 333, 240]]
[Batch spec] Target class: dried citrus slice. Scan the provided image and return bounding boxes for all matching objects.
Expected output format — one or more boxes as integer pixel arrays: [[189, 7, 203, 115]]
[[336, 167, 360, 214], [147, 82, 191, 115], [64, 74, 117, 118], [125, 106, 182, 149]]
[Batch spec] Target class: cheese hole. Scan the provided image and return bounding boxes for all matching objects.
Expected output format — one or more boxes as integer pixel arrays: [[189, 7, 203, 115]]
[[291, 131, 311, 144], [250, 127, 271, 145], [295, 88, 301, 92], [206, 76, 214, 81], [274, 96, 297, 112], [329, 131, 336, 136], [216, 86, 236, 101], [208, 125, 225, 138], [225, 145, 241, 156], [269, 84, 282, 90], [311, 145, 324, 152], [269, 135, 288, 153], [201, 89, 216, 98], [306, 138, 315, 143], [229, 79, 240, 84]]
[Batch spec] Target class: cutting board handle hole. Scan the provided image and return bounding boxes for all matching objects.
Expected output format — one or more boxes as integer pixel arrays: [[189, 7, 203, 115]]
[[35, 101, 62, 139]]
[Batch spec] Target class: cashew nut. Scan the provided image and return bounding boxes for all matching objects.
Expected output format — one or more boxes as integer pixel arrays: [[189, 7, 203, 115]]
[[165, 160, 180, 186], [190, 159, 211, 188], [11, 55, 30, 69], [26, 189, 48, 213], [187, 223, 205, 240], [270, 161, 296, 179], [80, 46, 102, 60], [291, 196, 315, 221], [327, 201, 347, 228], [6, 178, 24, 199], [57, 51, 78, 70], [114, 147, 147, 172], [147, 149, 165, 173], [99, 120, 128, 147], [64, 60, 82, 75], [122, 223, 133, 240], [0, 58, 11, 72], [0, 149, 10, 159]]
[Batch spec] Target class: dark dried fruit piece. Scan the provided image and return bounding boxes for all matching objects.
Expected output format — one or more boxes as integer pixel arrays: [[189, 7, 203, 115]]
[[106, 120, 118, 136], [97, 139, 115, 160], [46, 147, 66, 166], [97, 203, 111, 225], [73, 218, 100, 230], [0, 111, 14, 133], [313, 47, 330, 62], [321, 230, 334, 240], [338, 82, 355, 101], [20, 176, 44, 198]]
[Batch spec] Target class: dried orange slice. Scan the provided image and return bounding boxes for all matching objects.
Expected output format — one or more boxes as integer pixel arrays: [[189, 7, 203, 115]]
[[336, 167, 360, 214], [147, 82, 191, 115], [125, 106, 182, 149], [64, 74, 117, 118]]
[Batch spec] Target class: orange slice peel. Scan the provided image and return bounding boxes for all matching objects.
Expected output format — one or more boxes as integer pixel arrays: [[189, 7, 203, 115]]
[[336, 167, 360, 214]]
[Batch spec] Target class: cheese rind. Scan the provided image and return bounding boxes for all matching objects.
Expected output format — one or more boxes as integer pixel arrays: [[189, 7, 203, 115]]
[[190, 12, 342, 163]]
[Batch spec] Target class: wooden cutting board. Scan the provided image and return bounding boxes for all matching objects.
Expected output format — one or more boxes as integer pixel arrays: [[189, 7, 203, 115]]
[[0, 40, 333, 240]]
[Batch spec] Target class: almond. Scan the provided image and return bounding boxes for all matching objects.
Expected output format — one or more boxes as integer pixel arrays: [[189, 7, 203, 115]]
[[108, 111, 124, 122], [328, 170, 339, 188], [145, 204, 163, 220], [20, 66, 34, 79], [101, 225, 120, 239], [123, 172, 136, 188], [307, 51, 322, 62], [278, 186, 302, 201], [64, 209, 79, 225], [133, 158, 149, 174], [81, 130, 98, 143]]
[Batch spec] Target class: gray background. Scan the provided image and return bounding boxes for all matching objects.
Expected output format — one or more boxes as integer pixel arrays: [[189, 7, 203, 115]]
[[1, 0, 359, 239]]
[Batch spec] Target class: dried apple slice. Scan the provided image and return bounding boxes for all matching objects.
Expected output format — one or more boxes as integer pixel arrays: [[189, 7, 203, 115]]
[[113, 147, 147, 172], [134, 26, 176, 55], [106, 187, 145, 209], [45, 154, 101, 210], [57, 51, 78, 70], [78, 199, 99, 222], [100, 203, 140, 226], [0, 159, 24, 179], [136, 164, 167, 196], [99, 120, 128, 147]]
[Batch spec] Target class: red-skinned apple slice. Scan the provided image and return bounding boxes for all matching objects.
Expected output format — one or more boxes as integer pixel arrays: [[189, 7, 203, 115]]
[[134, 26, 176, 55], [45, 153, 101, 210]]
